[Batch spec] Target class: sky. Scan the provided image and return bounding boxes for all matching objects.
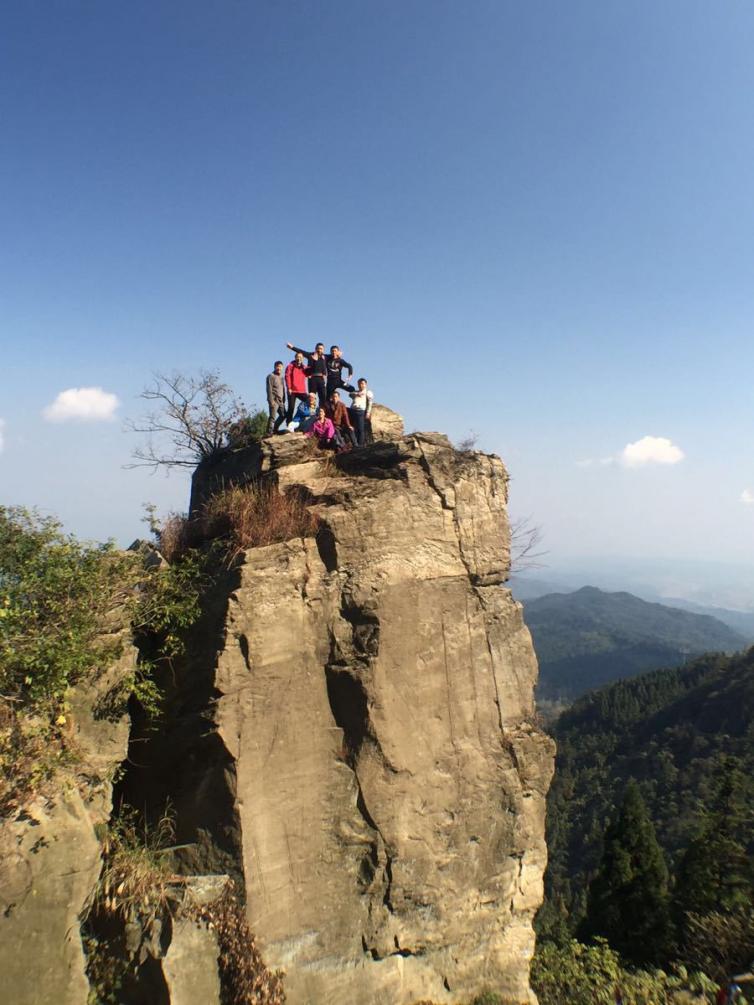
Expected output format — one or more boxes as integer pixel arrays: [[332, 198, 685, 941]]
[[2, 1, 754, 583]]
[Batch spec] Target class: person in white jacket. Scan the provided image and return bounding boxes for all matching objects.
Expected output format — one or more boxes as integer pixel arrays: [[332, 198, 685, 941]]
[[348, 378, 374, 446]]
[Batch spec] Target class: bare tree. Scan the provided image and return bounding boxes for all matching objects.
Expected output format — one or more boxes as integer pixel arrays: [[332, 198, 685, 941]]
[[510, 515, 546, 571], [127, 370, 248, 470]]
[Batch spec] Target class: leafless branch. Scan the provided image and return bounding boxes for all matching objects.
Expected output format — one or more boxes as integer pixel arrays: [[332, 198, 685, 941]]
[[125, 370, 249, 471], [510, 515, 547, 571]]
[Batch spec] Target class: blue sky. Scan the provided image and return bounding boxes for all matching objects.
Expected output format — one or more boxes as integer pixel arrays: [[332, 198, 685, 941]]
[[2, 1, 754, 576]]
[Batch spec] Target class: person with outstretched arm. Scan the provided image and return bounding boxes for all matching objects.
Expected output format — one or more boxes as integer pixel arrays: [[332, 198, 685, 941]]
[[286, 341, 328, 408], [325, 345, 354, 399], [285, 351, 309, 424], [348, 377, 374, 447], [265, 361, 286, 435]]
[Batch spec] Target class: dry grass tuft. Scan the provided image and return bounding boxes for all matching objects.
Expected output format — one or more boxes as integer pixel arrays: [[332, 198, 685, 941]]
[[84, 809, 286, 1005], [91, 807, 177, 924], [202, 483, 320, 562], [156, 484, 321, 566], [157, 511, 198, 564]]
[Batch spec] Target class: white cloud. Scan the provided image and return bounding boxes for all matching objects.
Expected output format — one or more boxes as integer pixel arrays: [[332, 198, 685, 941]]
[[619, 435, 685, 468], [43, 387, 120, 423], [741, 489, 754, 505]]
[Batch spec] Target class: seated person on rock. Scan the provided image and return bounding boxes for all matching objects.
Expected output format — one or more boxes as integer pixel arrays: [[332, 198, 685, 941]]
[[325, 345, 355, 399], [285, 351, 309, 425], [325, 389, 356, 448], [305, 406, 343, 450], [348, 378, 374, 447], [292, 392, 319, 432], [265, 360, 286, 435], [286, 341, 328, 408]]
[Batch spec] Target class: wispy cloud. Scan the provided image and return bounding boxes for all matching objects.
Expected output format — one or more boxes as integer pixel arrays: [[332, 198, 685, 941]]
[[741, 489, 754, 505], [43, 387, 120, 423], [578, 435, 685, 470]]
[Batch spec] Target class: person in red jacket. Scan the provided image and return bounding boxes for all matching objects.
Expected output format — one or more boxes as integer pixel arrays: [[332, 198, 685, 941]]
[[284, 351, 309, 424], [286, 341, 328, 408]]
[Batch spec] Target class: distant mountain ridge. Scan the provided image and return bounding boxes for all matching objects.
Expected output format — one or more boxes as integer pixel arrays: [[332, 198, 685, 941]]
[[524, 586, 745, 701]]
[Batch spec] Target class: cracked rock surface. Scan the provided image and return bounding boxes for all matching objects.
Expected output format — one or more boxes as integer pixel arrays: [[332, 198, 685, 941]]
[[187, 424, 554, 1004]]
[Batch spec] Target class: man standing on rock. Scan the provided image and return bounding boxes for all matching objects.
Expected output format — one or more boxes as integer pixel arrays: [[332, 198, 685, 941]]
[[286, 341, 328, 408], [266, 360, 286, 435], [348, 377, 374, 447], [325, 345, 355, 399], [285, 350, 309, 425]]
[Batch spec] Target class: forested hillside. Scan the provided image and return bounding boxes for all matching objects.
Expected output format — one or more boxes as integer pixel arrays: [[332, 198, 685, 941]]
[[541, 647, 754, 936], [525, 586, 745, 700]]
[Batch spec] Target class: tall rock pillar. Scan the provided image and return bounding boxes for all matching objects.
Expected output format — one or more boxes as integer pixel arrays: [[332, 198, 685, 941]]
[[199, 424, 554, 1004]]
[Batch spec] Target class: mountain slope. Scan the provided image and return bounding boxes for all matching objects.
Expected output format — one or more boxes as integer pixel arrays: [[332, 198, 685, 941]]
[[525, 586, 745, 700], [541, 647, 754, 932]]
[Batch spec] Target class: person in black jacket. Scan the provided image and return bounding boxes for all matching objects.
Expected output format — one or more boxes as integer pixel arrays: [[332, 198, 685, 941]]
[[325, 346, 354, 399], [285, 342, 354, 407]]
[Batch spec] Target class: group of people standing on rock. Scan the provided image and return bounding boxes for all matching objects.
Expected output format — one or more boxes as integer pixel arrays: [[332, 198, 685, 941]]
[[265, 342, 375, 451]]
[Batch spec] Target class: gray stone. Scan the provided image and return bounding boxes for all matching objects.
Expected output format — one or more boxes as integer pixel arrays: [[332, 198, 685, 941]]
[[162, 916, 222, 1005]]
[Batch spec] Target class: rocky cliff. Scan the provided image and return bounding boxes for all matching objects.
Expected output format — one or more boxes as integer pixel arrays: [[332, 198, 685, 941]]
[[0, 410, 554, 1005], [124, 412, 554, 1004]]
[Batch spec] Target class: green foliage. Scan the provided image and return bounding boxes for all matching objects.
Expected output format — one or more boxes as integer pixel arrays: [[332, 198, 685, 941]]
[[541, 649, 754, 937], [680, 909, 754, 984], [580, 781, 672, 965], [674, 764, 753, 922], [0, 507, 131, 706], [0, 506, 205, 809], [227, 409, 269, 448], [531, 939, 716, 1005], [525, 587, 744, 701]]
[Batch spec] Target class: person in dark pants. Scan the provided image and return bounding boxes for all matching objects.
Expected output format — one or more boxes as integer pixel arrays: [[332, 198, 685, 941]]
[[325, 389, 357, 447], [266, 361, 286, 435], [348, 377, 374, 447], [286, 341, 328, 407], [284, 351, 309, 424], [325, 345, 354, 399]]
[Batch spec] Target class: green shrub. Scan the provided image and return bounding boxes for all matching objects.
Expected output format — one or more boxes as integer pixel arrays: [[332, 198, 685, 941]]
[[227, 410, 268, 448], [0, 507, 132, 706], [531, 939, 716, 1005], [0, 506, 205, 810]]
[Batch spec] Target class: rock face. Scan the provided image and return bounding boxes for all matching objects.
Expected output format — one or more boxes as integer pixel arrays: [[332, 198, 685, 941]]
[[0, 635, 138, 1005], [138, 415, 554, 1004]]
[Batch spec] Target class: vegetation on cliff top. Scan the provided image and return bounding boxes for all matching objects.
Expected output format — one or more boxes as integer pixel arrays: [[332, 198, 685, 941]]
[[0, 505, 204, 815]]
